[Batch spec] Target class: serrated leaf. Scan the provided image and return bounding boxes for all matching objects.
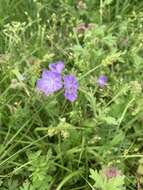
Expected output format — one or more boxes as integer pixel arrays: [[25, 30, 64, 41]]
[[89, 169, 105, 188]]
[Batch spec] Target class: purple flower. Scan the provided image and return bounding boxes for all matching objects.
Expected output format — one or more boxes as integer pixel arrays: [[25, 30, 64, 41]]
[[97, 75, 107, 87], [36, 69, 62, 95], [103, 167, 121, 179], [76, 23, 96, 33], [49, 61, 64, 74], [76, 23, 87, 33], [64, 75, 78, 102]]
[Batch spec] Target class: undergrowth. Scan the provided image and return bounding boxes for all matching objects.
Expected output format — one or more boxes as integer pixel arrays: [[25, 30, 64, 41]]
[[0, 0, 143, 189]]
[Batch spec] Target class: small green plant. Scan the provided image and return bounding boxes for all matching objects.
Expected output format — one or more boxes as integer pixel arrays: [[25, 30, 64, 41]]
[[25, 150, 54, 190], [89, 167, 125, 190]]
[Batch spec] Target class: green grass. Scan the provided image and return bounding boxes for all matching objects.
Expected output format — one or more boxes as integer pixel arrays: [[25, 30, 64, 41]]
[[0, 0, 143, 189]]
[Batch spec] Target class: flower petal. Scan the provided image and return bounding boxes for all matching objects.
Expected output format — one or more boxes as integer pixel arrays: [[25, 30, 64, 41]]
[[64, 90, 77, 102], [64, 75, 78, 102], [36, 71, 63, 95], [49, 61, 64, 73]]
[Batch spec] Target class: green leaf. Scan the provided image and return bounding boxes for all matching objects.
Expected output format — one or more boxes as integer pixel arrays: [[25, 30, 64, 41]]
[[103, 116, 118, 125], [105, 0, 114, 5], [89, 169, 105, 189], [110, 132, 125, 146], [137, 165, 143, 175], [106, 176, 125, 190]]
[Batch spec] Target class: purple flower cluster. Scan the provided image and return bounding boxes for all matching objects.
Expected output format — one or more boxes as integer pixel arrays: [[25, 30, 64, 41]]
[[36, 60, 108, 101], [36, 61, 78, 102]]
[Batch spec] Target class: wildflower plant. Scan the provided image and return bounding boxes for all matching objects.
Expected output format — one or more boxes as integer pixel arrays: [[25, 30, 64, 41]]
[[36, 61, 78, 102], [89, 167, 125, 190]]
